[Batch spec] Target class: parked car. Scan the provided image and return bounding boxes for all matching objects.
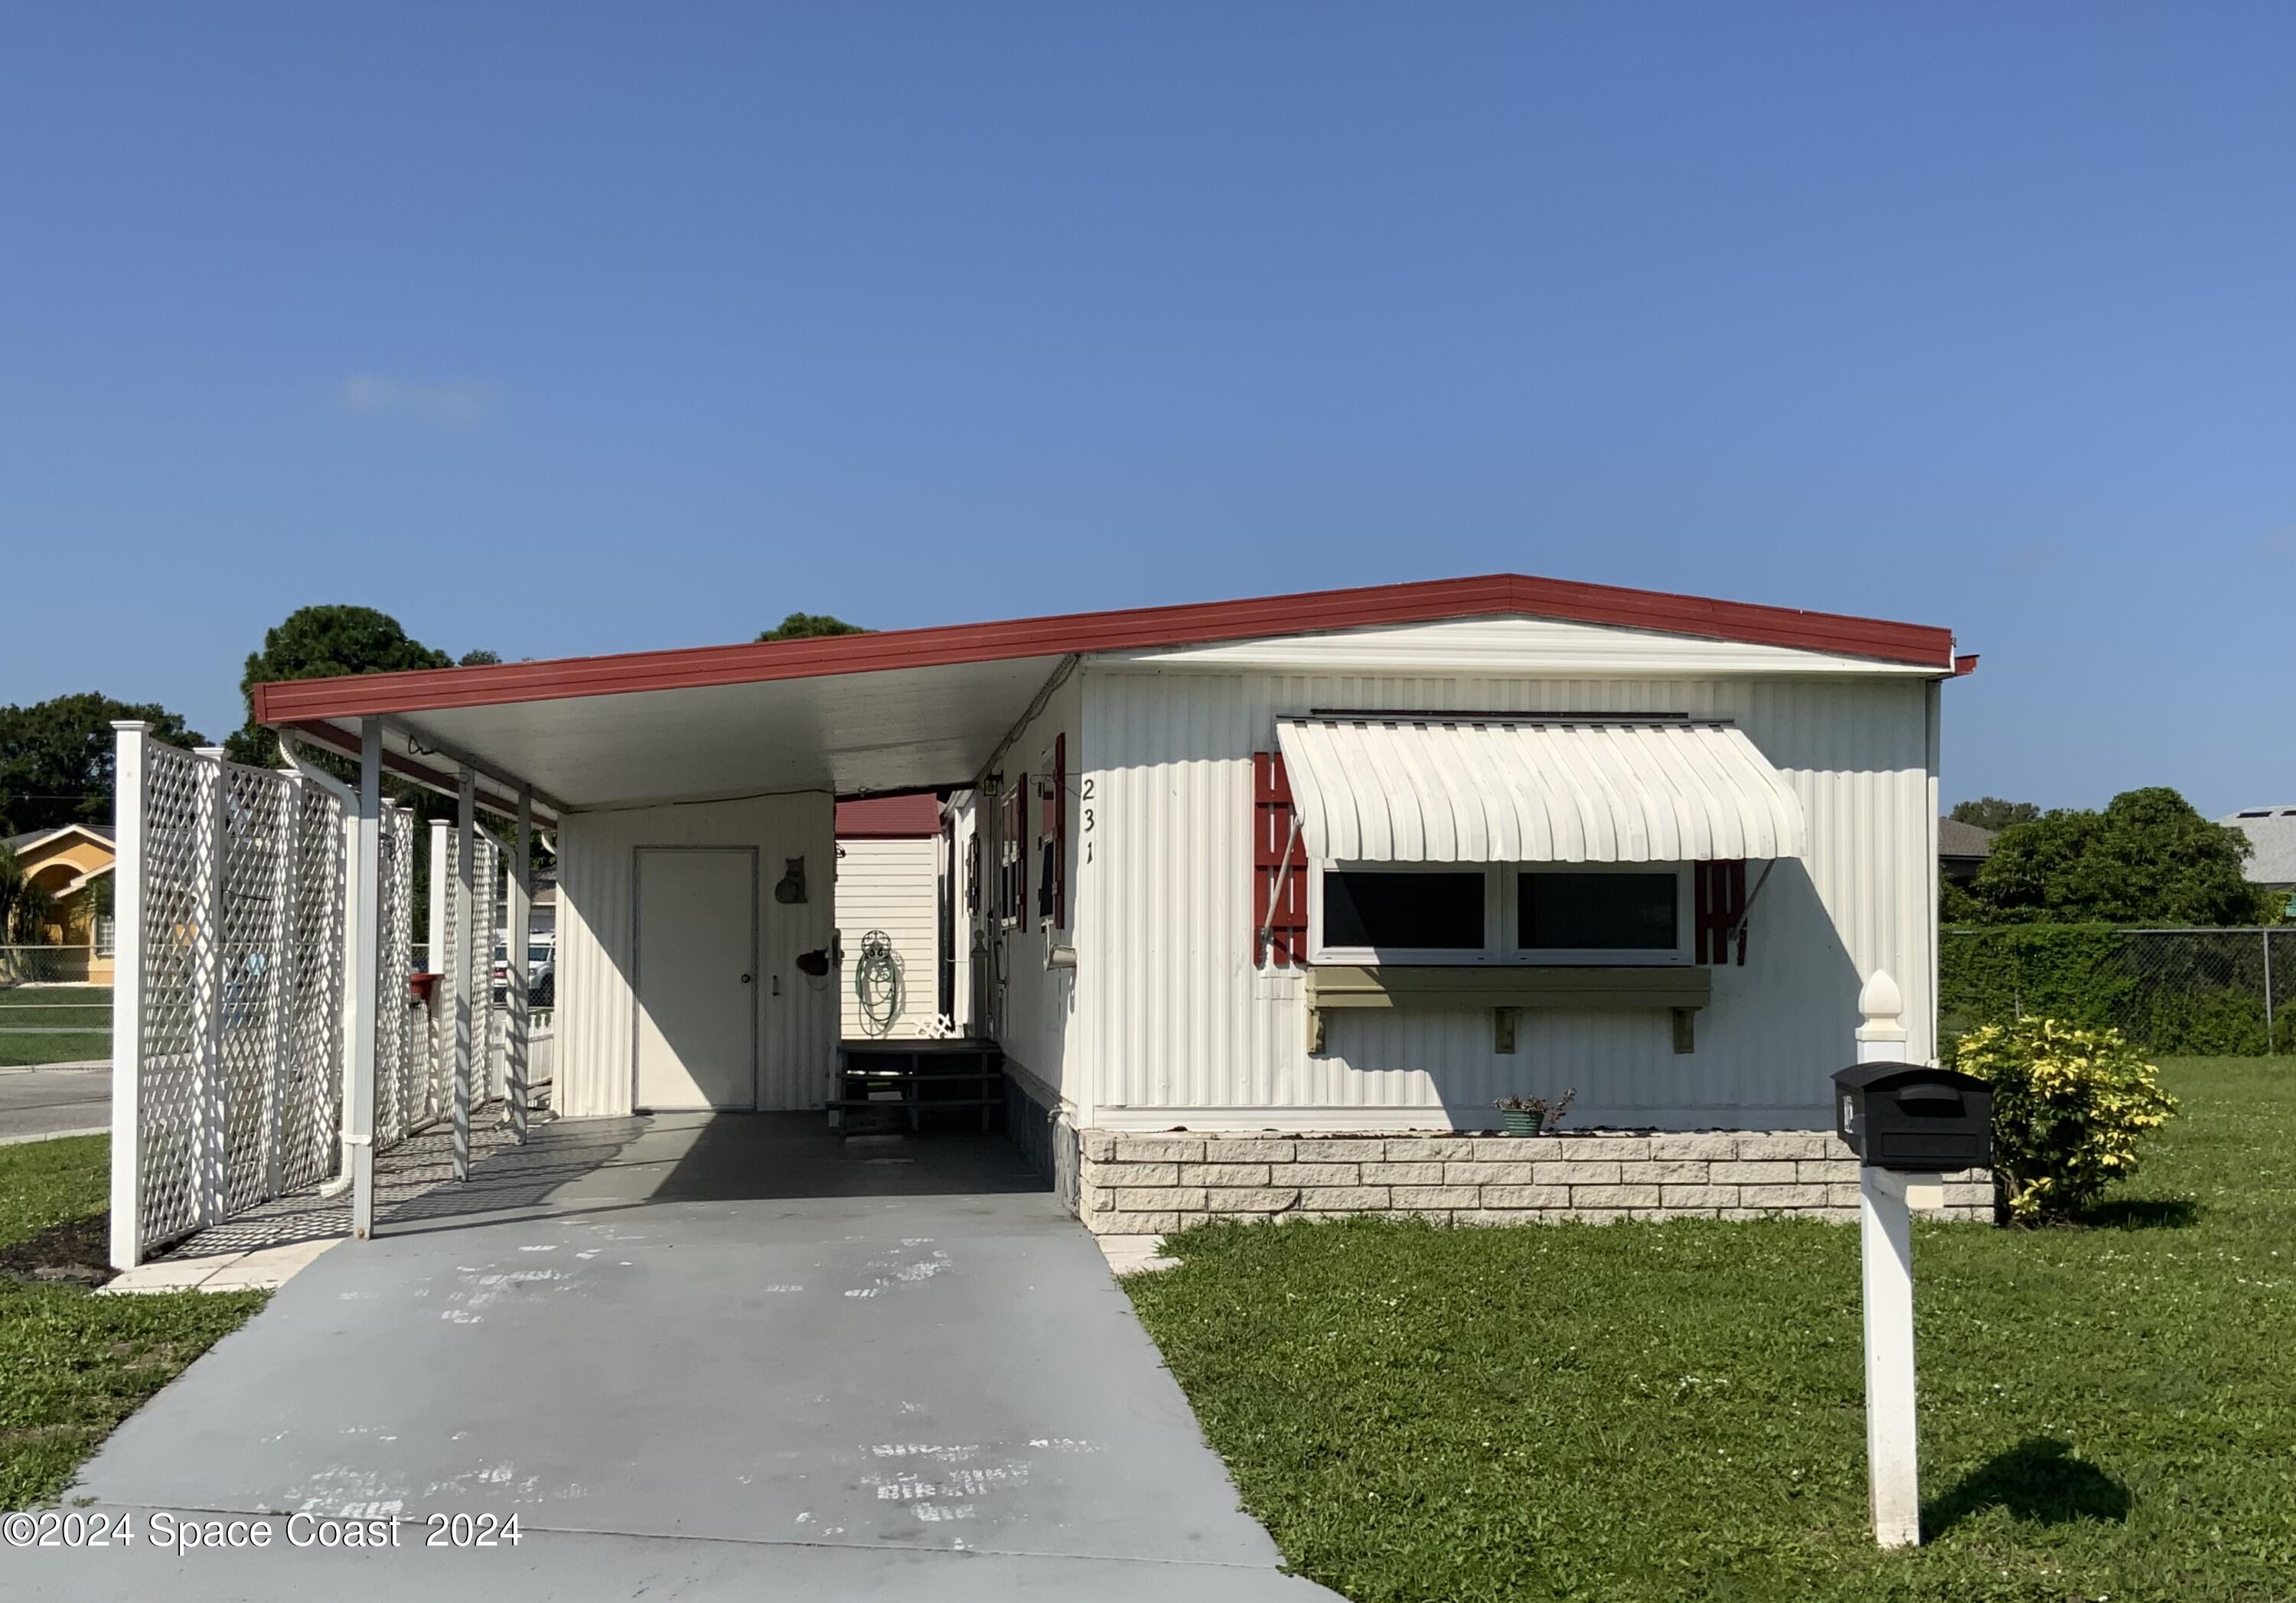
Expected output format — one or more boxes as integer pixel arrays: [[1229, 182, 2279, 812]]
[[491, 938, 556, 1005]]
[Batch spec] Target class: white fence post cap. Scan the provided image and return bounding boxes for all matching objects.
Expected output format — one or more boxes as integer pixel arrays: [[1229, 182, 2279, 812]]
[[1857, 968, 1909, 1046]]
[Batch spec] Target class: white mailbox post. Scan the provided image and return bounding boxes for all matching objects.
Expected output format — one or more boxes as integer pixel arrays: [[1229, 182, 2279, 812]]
[[1851, 970, 1933, 1550]]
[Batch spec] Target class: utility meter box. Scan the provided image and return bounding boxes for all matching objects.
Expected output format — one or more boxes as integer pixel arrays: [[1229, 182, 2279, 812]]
[[1831, 1064, 1992, 1172]]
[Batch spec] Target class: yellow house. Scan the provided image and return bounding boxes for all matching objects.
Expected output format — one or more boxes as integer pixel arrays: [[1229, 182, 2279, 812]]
[[4, 823, 116, 983]]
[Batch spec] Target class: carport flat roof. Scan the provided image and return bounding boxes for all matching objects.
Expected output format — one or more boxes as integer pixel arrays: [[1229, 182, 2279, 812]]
[[258, 572, 1958, 813]]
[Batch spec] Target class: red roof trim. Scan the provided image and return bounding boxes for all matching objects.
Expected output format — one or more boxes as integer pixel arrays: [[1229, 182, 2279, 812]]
[[836, 794, 944, 839], [253, 574, 1956, 725]]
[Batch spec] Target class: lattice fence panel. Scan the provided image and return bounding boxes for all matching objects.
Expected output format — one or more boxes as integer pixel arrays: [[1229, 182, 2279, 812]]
[[373, 806, 418, 1150], [120, 738, 411, 1261], [134, 743, 215, 1250], [432, 829, 460, 1125], [434, 827, 506, 1115], [475, 832, 501, 1100], [217, 762, 291, 1215], [279, 782, 346, 1192]]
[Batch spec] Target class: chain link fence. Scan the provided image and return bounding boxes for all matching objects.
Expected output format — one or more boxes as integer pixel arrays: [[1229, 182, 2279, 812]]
[[1942, 926, 2294, 1057], [0, 945, 100, 985]]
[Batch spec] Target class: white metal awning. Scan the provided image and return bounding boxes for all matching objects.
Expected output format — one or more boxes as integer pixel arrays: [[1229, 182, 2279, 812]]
[[1274, 715, 1807, 864]]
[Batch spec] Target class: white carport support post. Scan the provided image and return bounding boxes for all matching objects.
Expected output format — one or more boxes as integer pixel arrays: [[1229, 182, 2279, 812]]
[[108, 722, 150, 1269], [348, 718, 383, 1239], [507, 786, 533, 1143], [452, 768, 476, 1181], [1853, 969, 1933, 1550], [428, 818, 450, 974]]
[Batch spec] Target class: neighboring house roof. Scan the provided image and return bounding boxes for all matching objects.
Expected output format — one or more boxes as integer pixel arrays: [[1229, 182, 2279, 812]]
[[3, 822, 116, 855], [837, 794, 943, 839], [1937, 817, 1998, 862], [2221, 807, 2296, 888]]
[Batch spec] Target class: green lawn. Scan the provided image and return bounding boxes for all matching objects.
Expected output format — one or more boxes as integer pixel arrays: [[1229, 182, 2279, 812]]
[[0, 1135, 263, 1510], [0, 989, 110, 1066], [1125, 1058, 2296, 1603]]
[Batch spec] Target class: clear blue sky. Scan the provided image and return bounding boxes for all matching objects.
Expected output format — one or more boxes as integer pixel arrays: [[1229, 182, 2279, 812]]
[[5, 5, 2290, 815]]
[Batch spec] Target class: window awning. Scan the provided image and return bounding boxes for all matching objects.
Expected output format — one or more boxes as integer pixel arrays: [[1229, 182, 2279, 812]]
[[1274, 715, 1807, 864]]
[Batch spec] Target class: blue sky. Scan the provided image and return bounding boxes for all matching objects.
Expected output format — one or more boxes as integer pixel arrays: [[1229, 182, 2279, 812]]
[[5, 5, 2290, 814]]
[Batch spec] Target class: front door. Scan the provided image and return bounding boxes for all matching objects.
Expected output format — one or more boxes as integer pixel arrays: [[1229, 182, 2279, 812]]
[[634, 848, 756, 1110]]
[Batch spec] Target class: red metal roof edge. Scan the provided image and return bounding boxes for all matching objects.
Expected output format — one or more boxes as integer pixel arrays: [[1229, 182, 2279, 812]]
[[253, 573, 1958, 724], [836, 793, 944, 839]]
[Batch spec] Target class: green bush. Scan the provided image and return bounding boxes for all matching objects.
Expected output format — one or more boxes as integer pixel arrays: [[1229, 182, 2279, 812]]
[[1955, 1018, 2177, 1224]]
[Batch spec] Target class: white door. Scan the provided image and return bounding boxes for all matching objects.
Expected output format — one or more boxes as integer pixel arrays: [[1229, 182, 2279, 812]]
[[634, 848, 756, 1110]]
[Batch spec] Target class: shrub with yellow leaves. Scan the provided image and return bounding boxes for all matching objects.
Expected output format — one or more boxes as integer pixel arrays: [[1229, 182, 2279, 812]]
[[1955, 1017, 2177, 1223]]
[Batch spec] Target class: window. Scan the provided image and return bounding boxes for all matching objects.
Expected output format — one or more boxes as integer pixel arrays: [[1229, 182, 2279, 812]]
[[997, 777, 1028, 928], [1319, 869, 1486, 956], [1518, 872, 1677, 955], [1309, 862, 1690, 966]]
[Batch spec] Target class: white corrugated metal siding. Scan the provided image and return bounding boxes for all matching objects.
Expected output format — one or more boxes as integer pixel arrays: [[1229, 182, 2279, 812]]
[[555, 792, 837, 1116], [946, 673, 1088, 1116], [1275, 715, 1806, 863], [1077, 648, 1936, 1130], [837, 838, 941, 1039]]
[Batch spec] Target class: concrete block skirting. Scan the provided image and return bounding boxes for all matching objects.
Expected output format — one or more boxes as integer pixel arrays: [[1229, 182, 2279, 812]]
[[1074, 1129, 1991, 1233]]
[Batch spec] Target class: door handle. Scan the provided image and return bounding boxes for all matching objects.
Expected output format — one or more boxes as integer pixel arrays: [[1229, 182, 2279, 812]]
[[740, 973, 753, 984]]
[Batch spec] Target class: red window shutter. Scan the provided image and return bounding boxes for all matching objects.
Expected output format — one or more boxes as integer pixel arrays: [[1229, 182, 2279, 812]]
[[1052, 734, 1068, 930], [1695, 861, 1749, 965], [1253, 751, 1309, 967]]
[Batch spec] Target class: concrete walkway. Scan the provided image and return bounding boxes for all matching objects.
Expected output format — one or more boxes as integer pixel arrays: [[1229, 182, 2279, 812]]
[[21, 1114, 1335, 1602]]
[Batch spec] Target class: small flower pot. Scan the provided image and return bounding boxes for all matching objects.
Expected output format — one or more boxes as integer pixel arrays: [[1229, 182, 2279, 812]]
[[1500, 1109, 1542, 1137]]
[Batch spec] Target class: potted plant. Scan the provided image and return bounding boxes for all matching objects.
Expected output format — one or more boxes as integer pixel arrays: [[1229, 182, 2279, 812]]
[[1494, 1088, 1575, 1138]]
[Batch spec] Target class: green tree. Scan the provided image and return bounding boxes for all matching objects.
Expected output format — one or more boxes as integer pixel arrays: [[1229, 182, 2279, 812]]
[[458, 649, 501, 666], [757, 613, 868, 642], [1962, 787, 2273, 927], [226, 605, 453, 767], [1951, 797, 2041, 832], [0, 692, 206, 835], [0, 842, 58, 943]]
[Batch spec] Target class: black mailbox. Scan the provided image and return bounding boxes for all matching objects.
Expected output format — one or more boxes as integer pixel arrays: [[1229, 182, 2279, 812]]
[[1831, 1064, 1992, 1172]]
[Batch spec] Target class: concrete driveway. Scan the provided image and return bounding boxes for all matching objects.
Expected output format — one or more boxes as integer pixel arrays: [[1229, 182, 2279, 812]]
[[21, 1114, 1336, 1601], [0, 1067, 109, 1143]]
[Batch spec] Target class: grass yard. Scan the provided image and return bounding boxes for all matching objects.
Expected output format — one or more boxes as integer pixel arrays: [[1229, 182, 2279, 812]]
[[1126, 1058, 2296, 1603], [0, 1135, 263, 1510], [0, 989, 111, 1067]]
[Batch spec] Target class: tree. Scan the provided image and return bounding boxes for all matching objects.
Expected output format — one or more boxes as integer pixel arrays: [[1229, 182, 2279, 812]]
[[226, 605, 453, 766], [0, 842, 57, 943], [1961, 787, 2274, 927], [0, 692, 205, 835], [1951, 797, 2041, 832], [458, 649, 501, 666], [757, 613, 868, 642]]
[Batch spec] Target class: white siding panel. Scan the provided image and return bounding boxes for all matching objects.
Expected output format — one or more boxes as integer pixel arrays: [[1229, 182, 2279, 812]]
[[1079, 666, 1935, 1129], [556, 793, 837, 1116], [837, 839, 941, 1039], [950, 674, 1088, 1115]]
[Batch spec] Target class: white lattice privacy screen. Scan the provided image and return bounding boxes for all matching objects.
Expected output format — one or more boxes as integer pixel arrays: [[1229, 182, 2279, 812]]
[[109, 729, 412, 1263], [431, 826, 504, 1117]]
